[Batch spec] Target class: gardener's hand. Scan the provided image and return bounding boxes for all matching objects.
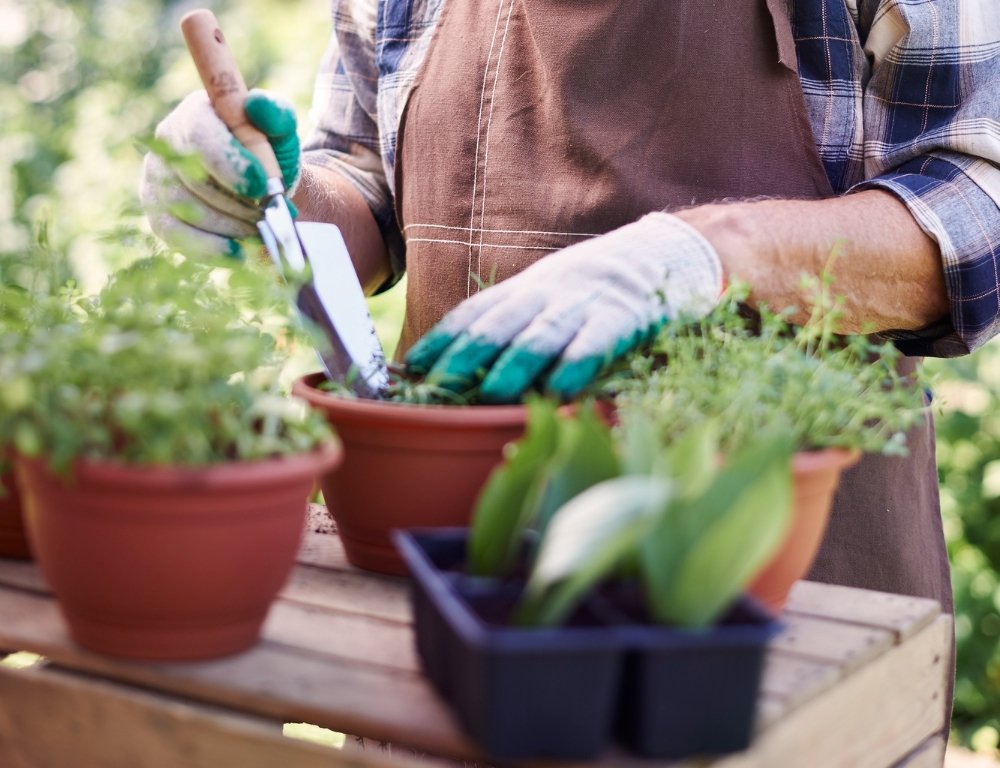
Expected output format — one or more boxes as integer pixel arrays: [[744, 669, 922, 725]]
[[140, 89, 300, 259], [405, 212, 724, 403]]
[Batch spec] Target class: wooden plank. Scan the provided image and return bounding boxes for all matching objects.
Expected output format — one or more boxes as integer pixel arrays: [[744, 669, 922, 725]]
[[699, 615, 952, 768], [751, 612, 893, 729], [281, 564, 412, 625], [786, 581, 939, 641], [289, 503, 415, 622], [264, 599, 418, 672], [757, 651, 840, 709], [298, 503, 353, 570], [754, 694, 787, 730], [894, 735, 945, 767], [0, 585, 484, 761], [0, 662, 457, 768], [0, 558, 46, 594], [306, 502, 337, 536], [769, 612, 894, 673]]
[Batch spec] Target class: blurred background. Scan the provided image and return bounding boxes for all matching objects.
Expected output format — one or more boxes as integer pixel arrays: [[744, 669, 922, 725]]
[[4, 0, 999, 755]]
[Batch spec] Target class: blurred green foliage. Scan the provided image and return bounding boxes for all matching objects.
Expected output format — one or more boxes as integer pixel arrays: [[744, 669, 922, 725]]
[[2, 0, 404, 342], [929, 351, 1000, 752], [3, 0, 999, 752]]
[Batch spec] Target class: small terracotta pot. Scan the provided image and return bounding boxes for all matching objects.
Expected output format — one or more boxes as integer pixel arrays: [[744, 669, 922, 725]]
[[748, 448, 860, 611], [293, 373, 527, 575], [16, 443, 341, 661], [0, 468, 31, 559]]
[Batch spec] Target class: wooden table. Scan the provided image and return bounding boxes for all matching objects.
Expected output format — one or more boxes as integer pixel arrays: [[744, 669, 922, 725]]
[[0, 505, 952, 768]]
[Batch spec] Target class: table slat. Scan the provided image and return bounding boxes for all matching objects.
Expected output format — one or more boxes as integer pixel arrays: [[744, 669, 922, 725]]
[[264, 599, 418, 672], [281, 564, 411, 625], [705, 616, 951, 768], [786, 581, 939, 641], [0, 661, 456, 768], [768, 612, 894, 672]]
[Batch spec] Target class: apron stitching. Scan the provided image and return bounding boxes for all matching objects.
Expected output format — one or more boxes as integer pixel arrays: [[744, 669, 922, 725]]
[[404, 223, 601, 238], [820, 1, 834, 149], [407, 236, 563, 251], [474, 0, 518, 295], [467, 0, 511, 297]]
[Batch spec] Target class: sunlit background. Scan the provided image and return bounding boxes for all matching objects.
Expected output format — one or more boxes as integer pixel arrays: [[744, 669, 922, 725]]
[[4, 0, 1000, 756]]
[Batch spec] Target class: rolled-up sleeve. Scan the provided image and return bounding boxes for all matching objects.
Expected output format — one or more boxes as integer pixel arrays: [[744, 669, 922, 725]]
[[851, 0, 1000, 357], [303, 0, 405, 289]]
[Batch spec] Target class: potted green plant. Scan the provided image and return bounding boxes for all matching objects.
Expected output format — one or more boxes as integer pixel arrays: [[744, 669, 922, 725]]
[[0, 251, 340, 661], [395, 401, 793, 760], [293, 369, 529, 576], [0, 230, 78, 559], [608, 277, 926, 609]]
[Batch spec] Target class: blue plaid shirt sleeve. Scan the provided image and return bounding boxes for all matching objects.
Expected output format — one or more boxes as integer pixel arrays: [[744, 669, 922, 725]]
[[301, 0, 407, 289], [849, 0, 1000, 357]]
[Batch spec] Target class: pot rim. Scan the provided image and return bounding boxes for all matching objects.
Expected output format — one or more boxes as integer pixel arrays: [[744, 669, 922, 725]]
[[15, 440, 342, 490], [293, 372, 528, 427]]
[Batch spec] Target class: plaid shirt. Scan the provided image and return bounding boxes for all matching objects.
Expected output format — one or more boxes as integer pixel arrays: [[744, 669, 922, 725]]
[[304, 0, 1000, 357]]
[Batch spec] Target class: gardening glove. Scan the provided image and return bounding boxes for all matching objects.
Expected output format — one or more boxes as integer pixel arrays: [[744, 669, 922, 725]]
[[406, 212, 724, 403], [140, 89, 300, 260]]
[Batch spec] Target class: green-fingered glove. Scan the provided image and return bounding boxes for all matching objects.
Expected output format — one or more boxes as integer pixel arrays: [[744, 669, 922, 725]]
[[406, 212, 724, 403], [140, 89, 300, 260]]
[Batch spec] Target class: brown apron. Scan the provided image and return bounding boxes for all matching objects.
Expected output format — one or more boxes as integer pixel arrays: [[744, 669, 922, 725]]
[[395, 0, 953, 717]]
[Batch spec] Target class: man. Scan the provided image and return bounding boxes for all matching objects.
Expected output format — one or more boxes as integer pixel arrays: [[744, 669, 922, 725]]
[[143, 0, 1000, 732]]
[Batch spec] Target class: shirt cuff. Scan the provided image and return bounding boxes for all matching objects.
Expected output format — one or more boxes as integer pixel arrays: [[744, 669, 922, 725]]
[[852, 152, 1000, 358], [301, 148, 405, 294]]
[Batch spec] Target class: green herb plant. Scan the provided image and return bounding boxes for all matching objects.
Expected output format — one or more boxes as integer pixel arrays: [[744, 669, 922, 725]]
[[610, 276, 926, 456], [318, 368, 487, 405], [0, 243, 332, 472]]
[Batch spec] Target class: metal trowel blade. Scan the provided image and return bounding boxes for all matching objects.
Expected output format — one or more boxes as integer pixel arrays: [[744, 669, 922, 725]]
[[258, 205, 389, 399]]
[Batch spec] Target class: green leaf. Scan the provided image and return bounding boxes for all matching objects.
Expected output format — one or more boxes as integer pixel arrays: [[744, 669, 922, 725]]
[[644, 431, 794, 627], [533, 403, 620, 534], [618, 408, 660, 476], [633, 423, 725, 603], [663, 420, 720, 500], [517, 475, 674, 626], [467, 398, 559, 576]]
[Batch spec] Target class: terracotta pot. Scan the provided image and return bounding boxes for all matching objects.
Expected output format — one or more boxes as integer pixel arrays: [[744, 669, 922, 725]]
[[748, 448, 860, 611], [15, 443, 341, 661], [293, 373, 527, 575], [0, 468, 31, 559]]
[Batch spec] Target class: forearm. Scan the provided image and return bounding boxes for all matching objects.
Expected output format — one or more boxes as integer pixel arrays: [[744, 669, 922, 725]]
[[677, 190, 949, 335], [291, 164, 393, 295]]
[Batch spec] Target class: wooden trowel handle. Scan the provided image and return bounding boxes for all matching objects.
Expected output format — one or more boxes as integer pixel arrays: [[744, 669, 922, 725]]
[[180, 9, 282, 181]]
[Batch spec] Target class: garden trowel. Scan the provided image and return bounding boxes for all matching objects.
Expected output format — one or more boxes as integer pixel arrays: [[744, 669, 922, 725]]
[[181, 9, 389, 399]]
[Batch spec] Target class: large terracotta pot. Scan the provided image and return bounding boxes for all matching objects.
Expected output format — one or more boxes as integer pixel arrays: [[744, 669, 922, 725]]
[[16, 443, 341, 660], [0, 469, 31, 559], [293, 373, 527, 575], [748, 448, 860, 611]]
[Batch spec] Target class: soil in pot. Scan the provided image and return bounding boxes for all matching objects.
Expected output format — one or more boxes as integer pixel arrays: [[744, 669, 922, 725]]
[[0, 469, 31, 559], [16, 444, 341, 661], [294, 373, 527, 575], [748, 447, 860, 611]]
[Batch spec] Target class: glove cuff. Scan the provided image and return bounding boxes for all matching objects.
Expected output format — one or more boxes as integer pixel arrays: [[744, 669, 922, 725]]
[[633, 211, 725, 319]]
